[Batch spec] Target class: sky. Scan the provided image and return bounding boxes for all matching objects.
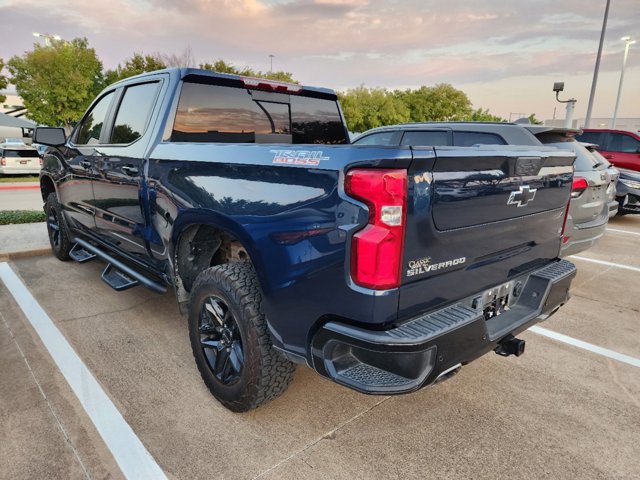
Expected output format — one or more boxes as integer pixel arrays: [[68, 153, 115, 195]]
[[1, 0, 639, 121]]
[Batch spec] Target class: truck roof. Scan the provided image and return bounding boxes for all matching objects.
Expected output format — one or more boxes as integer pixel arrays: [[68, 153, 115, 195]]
[[109, 67, 338, 98]]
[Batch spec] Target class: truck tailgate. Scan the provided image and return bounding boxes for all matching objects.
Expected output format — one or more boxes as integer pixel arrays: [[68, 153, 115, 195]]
[[399, 145, 575, 319]]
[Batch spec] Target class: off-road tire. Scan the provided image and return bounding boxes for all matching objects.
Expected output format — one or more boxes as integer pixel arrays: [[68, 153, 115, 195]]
[[188, 262, 296, 412], [45, 192, 73, 261]]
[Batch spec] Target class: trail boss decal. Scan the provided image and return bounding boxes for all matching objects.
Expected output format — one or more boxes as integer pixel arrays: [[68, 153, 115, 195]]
[[406, 256, 466, 277], [271, 150, 330, 166]]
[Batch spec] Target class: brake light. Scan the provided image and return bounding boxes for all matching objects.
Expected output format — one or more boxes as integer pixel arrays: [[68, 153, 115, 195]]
[[571, 177, 588, 198], [345, 169, 407, 290], [241, 76, 302, 94], [1, 157, 5, 167]]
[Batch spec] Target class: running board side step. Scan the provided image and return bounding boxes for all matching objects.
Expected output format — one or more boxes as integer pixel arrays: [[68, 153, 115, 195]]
[[72, 238, 167, 294], [69, 243, 97, 263]]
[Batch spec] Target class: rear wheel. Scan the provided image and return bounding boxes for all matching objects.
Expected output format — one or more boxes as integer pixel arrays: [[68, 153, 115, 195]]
[[188, 262, 296, 412], [45, 192, 73, 261]]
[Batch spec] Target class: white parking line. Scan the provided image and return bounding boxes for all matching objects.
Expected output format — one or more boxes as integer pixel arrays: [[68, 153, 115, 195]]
[[571, 256, 640, 273], [606, 227, 640, 237], [0, 263, 167, 480], [530, 326, 640, 369]]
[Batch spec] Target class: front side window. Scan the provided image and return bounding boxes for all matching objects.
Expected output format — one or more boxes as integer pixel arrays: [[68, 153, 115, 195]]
[[609, 133, 640, 153], [76, 91, 114, 145], [110, 82, 160, 144]]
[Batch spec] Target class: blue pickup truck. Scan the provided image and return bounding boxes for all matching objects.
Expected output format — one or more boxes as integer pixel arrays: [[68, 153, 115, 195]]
[[34, 68, 577, 412]]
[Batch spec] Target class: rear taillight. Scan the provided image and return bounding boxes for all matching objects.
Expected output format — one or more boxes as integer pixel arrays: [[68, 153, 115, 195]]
[[1, 157, 5, 167], [571, 177, 588, 198], [345, 169, 407, 290], [39, 157, 43, 166]]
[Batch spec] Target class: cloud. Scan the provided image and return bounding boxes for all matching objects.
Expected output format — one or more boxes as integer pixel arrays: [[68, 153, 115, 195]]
[[1, 0, 638, 118]]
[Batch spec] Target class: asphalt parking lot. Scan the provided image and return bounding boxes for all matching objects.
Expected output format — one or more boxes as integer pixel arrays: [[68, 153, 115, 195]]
[[1, 217, 639, 480]]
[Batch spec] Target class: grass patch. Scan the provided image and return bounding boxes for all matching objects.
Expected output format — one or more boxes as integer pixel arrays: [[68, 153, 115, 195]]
[[0, 210, 46, 225], [0, 175, 39, 183]]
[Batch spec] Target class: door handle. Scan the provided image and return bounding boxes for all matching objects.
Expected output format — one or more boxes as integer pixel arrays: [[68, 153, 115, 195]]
[[604, 154, 613, 160], [121, 165, 139, 176], [80, 161, 91, 168]]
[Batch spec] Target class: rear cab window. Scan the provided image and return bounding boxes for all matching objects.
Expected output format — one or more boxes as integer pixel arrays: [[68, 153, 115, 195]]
[[2, 149, 39, 158], [171, 79, 348, 145]]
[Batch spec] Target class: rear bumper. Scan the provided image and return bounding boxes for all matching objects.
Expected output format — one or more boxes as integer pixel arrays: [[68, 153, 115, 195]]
[[0, 167, 40, 175], [311, 260, 576, 394], [618, 194, 640, 214], [560, 221, 606, 258]]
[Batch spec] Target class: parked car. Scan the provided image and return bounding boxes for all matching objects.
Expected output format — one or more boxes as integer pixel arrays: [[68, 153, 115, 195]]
[[611, 167, 640, 215], [585, 144, 620, 218], [0, 141, 41, 175], [353, 123, 602, 257], [525, 127, 616, 256], [34, 69, 577, 412], [352, 121, 542, 147], [575, 129, 640, 172]]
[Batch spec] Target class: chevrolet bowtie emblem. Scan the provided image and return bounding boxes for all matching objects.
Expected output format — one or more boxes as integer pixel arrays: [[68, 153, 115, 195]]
[[507, 185, 537, 207]]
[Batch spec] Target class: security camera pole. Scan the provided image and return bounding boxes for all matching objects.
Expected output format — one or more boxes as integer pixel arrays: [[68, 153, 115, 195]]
[[553, 82, 577, 129]]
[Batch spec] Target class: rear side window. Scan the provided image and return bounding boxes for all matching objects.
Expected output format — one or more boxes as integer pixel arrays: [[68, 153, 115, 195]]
[[575, 131, 604, 146], [608, 133, 640, 153], [354, 131, 398, 146], [110, 82, 160, 144], [400, 130, 449, 146], [172, 82, 347, 144], [453, 131, 506, 147], [76, 91, 115, 145], [2, 149, 39, 158]]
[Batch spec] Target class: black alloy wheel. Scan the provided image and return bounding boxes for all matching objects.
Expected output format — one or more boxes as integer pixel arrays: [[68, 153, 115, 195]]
[[45, 192, 72, 261], [199, 296, 244, 385]]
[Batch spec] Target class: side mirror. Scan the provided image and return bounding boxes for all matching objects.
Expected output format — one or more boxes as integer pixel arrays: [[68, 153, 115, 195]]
[[33, 127, 66, 147]]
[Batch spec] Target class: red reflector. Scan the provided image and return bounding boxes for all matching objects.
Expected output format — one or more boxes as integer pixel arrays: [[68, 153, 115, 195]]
[[562, 235, 570, 244], [241, 76, 302, 93], [345, 169, 407, 290]]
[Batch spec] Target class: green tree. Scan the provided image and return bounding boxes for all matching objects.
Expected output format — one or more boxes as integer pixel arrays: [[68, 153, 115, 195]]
[[0, 58, 7, 103], [8, 38, 103, 128], [398, 84, 472, 122], [199, 59, 297, 83], [338, 86, 409, 132], [527, 113, 543, 125], [104, 53, 167, 85], [465, 108, 506, 122]]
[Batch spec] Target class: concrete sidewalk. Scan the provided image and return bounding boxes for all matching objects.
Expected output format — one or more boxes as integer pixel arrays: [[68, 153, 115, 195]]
[[0, 222, 50, 261]]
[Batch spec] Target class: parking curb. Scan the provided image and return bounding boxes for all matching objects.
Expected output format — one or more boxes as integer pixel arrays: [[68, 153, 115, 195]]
[[0, 247, 51, 262], [0, 184, 40, 191]]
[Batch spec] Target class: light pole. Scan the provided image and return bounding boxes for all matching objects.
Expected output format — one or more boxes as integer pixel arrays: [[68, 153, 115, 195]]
[[32, 32, 62, 46], [269, 54, 275, 73], [553, 82, 577, 128], [584, 0, 610, 128], [612, 36, 636, 128]]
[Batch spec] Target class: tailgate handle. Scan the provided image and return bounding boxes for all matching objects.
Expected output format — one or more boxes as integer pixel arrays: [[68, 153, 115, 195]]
[[515, 157, 543, 176]]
